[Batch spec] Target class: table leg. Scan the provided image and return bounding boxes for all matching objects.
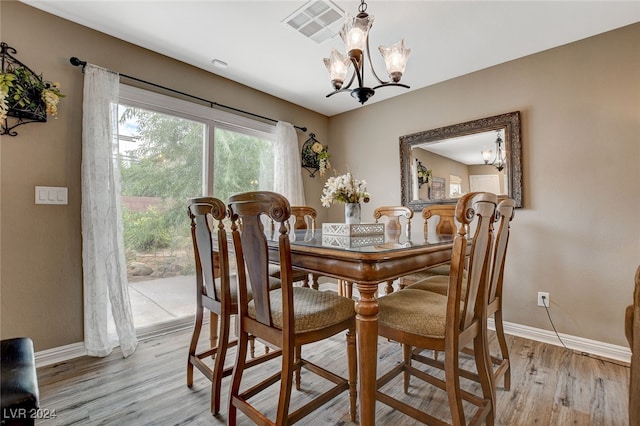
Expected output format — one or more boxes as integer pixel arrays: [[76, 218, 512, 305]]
[[355, 283, 379, 426]]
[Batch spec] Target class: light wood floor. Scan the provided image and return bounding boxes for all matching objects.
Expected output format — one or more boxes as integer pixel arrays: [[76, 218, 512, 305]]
[[36, 326, 630, 425]]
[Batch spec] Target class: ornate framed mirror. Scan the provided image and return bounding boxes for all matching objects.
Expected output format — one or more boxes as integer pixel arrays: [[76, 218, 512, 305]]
[[400, 111, 522, 210]]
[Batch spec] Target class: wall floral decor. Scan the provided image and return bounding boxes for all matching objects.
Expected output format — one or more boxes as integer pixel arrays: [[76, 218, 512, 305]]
[[416, 159, 432, 188], [301, 133, 331, 177], [1, 42, 64, 136]]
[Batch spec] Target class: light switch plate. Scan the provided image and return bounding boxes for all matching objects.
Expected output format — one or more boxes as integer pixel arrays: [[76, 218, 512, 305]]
[[35, 186, 68, 205]]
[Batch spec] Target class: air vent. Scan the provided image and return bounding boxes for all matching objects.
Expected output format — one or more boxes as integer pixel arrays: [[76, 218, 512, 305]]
[[282, 0, 344, 44]]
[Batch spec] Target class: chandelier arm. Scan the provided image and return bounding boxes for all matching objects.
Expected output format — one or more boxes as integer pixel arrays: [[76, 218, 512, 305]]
[[326, 87, 353, 98], [341, 67, 358, 91], [372, 82, 410, 90], [365, 31, 389, 86], [325, 67, 357, 98], [351, 56, 366, 90]]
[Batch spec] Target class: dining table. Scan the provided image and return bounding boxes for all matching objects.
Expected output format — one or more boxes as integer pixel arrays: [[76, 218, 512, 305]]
[[268, 227, 456, 426]]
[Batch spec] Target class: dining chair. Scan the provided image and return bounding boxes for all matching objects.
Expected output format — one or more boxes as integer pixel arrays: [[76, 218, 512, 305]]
[[265, 208, 312, 287], [375, 192, 497, 425], [408, 197, 516, 390], [625, 265, 640, 426], [289, 206, 321, 289], [227, 191, 357, 425], [186, 197, 281, 415], [398, 204, 458, 289]]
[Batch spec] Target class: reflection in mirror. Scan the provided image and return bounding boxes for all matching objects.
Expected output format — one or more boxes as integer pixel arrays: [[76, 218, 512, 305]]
[[400, 111, 522, 210]]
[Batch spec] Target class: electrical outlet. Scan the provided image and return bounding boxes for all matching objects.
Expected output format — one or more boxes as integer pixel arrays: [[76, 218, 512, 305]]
[[537, 292, 550, 307]]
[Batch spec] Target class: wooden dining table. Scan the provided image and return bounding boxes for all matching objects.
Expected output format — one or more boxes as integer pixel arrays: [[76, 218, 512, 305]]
[[268, 228, 456, 426]]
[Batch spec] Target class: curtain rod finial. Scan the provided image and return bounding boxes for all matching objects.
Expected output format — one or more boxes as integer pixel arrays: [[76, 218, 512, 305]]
[[70, 57, 87, 68]]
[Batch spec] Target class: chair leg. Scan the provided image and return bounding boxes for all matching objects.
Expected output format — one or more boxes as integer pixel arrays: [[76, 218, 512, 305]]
[[444, 343, 465, 425], [295, 345, 302, 391], [275, 341, 295, 424], [345, 282, 353, 299], [494, 309, 511, 390], [209, 311, 219, 350], [346, 329, 358, 422], [402, 344, 411, 393], [385, 280, 394, 295], [338, 280, 353, 298], [228, 329, 249, 426], [474, 331, 495, 426], [311, 274, 319, 290], [187, 304, 204, 388], [249, 336, 256, 358], [211, 311, 230, 415]]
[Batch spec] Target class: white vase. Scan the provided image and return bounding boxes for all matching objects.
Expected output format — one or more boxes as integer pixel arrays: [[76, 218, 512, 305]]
[[345, 203, 361, 224]]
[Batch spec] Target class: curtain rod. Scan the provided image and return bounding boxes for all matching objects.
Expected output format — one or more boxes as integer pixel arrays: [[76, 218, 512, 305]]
[[69, 57, 307, 133]]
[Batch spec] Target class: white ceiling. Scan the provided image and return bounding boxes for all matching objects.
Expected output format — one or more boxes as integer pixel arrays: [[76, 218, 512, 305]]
[[416, 129, 500, 165], [20, 1, 640, 117]]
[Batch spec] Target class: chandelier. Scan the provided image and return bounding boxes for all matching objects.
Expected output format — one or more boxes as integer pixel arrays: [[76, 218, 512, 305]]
[[481, 131, 507, 172], [323, 0, 411, 104]]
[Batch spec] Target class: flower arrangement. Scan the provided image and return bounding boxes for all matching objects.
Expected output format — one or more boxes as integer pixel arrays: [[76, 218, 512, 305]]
[[311, 140, 331, 176], [0, 67, 64, 122], [321, 172, 370, 207]]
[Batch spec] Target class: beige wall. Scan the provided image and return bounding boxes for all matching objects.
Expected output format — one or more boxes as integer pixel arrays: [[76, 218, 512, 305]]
[[0, 2, 329, 350], [328, 23, 640, 346], [2, 2, 638, 351]]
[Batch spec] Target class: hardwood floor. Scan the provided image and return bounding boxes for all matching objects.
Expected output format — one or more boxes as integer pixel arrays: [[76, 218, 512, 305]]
[[36, 327, 630, 425]]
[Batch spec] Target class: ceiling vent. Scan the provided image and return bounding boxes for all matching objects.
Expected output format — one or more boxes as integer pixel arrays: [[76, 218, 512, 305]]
[[282, 0, 344, 44]]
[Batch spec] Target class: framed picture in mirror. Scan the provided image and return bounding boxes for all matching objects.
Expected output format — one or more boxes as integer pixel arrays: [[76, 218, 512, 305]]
[[430, 177, 446, 200]]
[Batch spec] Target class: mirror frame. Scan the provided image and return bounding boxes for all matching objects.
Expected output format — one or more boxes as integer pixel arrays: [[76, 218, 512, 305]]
[[400, 111, 522, 211]]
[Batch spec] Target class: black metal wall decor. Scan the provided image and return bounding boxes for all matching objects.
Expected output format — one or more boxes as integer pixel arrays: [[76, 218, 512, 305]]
[[416, 159, 431, 188], [301, 133, 331, 177], [1, 42, 62, 136]]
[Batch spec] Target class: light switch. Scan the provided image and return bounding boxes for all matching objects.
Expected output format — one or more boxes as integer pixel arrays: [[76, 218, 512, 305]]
[[35, 186, 68, 205]]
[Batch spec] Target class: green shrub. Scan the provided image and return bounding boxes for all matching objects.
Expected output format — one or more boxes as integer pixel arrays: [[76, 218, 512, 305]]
[[123, 207, 171, 251]]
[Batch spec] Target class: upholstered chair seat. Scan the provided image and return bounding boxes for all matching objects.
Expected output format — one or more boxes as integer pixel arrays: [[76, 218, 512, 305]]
[[378, 289, 460, 338], [249, 287, 355, 333], [220, 275, 282, 304], [407, 272, 467, 296]]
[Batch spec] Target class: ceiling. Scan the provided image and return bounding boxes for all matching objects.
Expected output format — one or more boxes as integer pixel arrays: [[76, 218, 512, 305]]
[[20, 1, 640, 117], [416, 130, 500, 165]]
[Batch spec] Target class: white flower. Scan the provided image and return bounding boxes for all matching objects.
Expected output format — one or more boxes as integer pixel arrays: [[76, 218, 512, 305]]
[[312, 142, 324, 154], [320, 172, 370, 207], [0, 91, 8, 121]]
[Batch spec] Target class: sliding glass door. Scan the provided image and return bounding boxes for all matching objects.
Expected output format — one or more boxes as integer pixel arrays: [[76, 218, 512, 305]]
[[116, 85, 277, 333]]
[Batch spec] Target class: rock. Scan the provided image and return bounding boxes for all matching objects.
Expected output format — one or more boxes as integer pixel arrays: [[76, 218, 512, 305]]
[[131, 264, 153, 276]]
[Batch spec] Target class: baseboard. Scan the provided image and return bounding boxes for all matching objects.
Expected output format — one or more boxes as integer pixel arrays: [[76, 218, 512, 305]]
[[35, 342, 86, 368], [34, 318, 194, 368], [35, 319, 631, 367], [488, 318, 631, 365]]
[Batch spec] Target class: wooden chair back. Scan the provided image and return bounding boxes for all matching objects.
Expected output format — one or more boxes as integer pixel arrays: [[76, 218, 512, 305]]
[[422, 204, 457, 241], [487, 198, 516, 304], [188, 197, 230, 305], [289, 206, 317, 232], [373, 206, 413, 239], [450, 192, 497, 330], [228, 191, 293, 333]]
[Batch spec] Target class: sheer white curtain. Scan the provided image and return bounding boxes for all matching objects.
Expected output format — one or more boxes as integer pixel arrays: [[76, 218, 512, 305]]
[[274, 121, 306, 206], [81, 64, 137, 358]]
